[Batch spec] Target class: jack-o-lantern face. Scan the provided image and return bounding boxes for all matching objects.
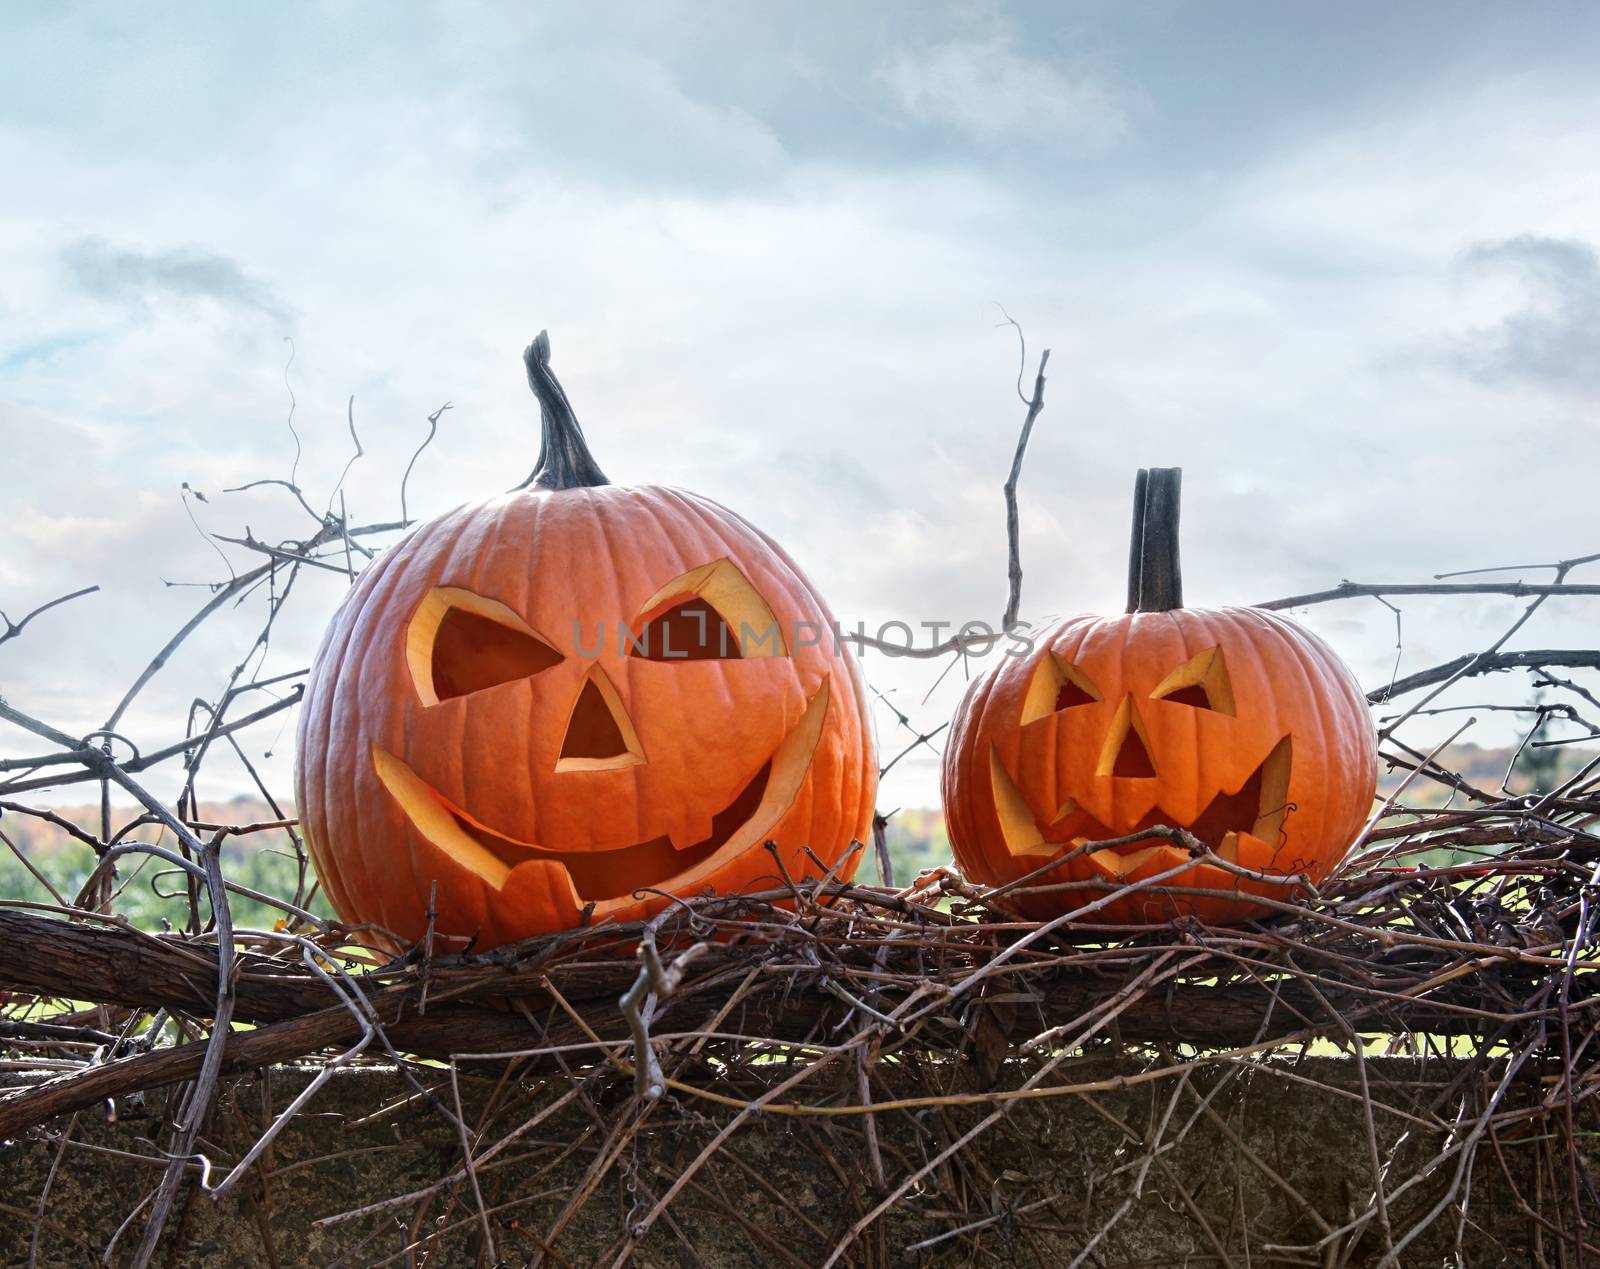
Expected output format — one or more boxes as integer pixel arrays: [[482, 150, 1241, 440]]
[[943, 469, 1376, 925], [296, 336, 875, 950]]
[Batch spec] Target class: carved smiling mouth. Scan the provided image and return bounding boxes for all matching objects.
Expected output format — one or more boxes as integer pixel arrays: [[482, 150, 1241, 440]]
[[373, 677, 830, 914], [990, 735, 1293, 877]]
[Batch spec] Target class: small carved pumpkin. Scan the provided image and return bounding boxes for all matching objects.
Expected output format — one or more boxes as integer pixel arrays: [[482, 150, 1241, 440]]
[[296, 334, 876, 949], [943, 469, 1376, 924]]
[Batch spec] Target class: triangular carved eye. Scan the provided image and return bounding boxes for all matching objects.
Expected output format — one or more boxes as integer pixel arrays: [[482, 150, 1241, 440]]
[[408, 587, 563, 705], [629, 559, 788, 662], [1021, 652, 1103, 724], [1150, 646, 1235, 716], [630, 598, 742, 662], [1055, 678, 1097, 710]]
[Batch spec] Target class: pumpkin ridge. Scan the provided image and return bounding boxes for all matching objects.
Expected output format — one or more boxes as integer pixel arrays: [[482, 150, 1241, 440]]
[[1160, 611, 1205, 827], [1273, 610, 1375, 869], [596, 492, 650, 847], [334, 522, 433, 937], [630, 489, 713, 842], [670, 485, 872, 855]]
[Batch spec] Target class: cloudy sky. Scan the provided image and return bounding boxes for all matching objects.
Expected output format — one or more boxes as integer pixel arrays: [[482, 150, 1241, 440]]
[[3, 0, 1599, 812]]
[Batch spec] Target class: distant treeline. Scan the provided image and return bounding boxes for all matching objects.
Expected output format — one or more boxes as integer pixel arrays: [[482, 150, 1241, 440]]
[[0, 797, 331, 930]]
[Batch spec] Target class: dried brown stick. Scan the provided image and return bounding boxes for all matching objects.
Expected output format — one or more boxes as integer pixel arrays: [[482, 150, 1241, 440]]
[[0, 999, 362, 1139], [1368, 650, 1600, 704], [1002, 347, 1051, 632], [100, 519, 402, 731], [0, 585, 100, 649], [1259, 581, 1600, 610], [1377, 571, 1572, 745], [0, 902, 1570, 1067], [0, 702, 244, 1217], [618, 931, 707, 1101], [0, 689, 305, 797]]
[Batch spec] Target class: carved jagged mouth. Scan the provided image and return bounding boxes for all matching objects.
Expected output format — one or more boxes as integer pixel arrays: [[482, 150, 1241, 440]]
[[373, 677, 830, 914], [990, 735, 1293, 878], [449, 761, 770, 901]]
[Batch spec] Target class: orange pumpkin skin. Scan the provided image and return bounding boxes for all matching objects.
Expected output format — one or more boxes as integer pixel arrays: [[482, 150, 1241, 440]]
[[295, 340, 875, 950], [943, 477, 1375, 925]]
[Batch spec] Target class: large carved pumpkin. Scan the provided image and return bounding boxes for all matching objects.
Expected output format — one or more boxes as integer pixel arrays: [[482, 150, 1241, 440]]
[[296, 334, 876, 949], [943, 469, 1376, 925]]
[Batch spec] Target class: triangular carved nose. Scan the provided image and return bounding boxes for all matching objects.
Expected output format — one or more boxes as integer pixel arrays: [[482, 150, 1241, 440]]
[[1096, 696, 1157, 779], [557, 668, 644, 772], [1113, 725, 1156, 778]]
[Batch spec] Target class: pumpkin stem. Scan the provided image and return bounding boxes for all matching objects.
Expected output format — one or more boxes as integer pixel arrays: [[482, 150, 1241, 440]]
[[516, 331, 610, 491], [1126, 467, 1183, 613]]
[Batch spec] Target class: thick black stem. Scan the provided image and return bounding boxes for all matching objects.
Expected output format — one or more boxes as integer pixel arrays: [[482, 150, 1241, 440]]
[[1126, 467, 1183, 613], [1125, 469, 1149, 613], [517, 331, 609, 491]]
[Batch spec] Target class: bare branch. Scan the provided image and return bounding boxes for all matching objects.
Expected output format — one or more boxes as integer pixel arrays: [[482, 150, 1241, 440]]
[[1259, 580, 1600, 610], [0, 585, 100, 651], [1368, 650, 1600, 704], [401, 401, 451, 525]]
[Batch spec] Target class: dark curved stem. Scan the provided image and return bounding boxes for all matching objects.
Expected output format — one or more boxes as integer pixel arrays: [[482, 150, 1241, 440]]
[[516, 330, 609, 491], [1126, 467, 1184, 613]]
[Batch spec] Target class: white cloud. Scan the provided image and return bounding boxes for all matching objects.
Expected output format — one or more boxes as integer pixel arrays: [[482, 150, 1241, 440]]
[[60, 237, 290, 323], [1450, 235, 1600, 393], [877, 33, 1134, 149]]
